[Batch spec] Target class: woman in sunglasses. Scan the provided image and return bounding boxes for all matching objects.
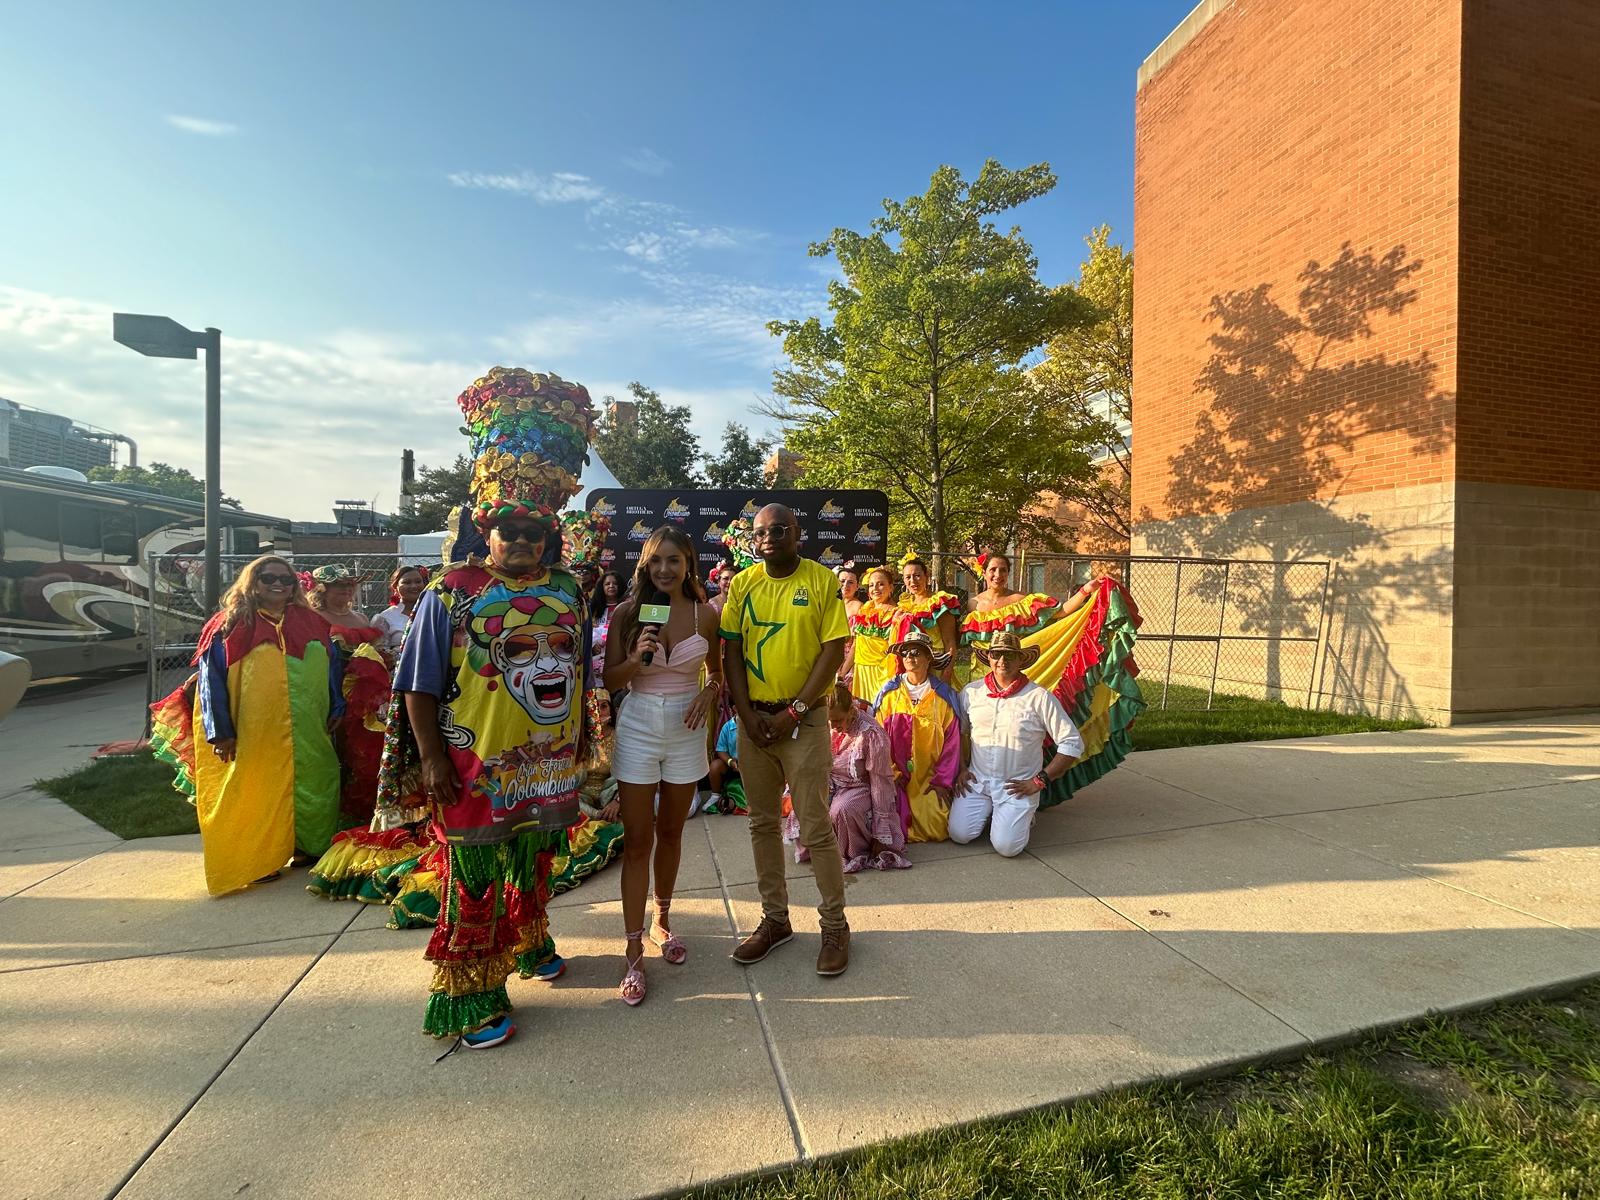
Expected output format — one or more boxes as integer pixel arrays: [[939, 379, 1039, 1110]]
[[151, 554, 344, 895]]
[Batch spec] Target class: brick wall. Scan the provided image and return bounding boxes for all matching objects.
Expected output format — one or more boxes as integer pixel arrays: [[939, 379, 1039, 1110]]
[[1455, 0, 1600, 490], [1133, 0, 1462, 524]]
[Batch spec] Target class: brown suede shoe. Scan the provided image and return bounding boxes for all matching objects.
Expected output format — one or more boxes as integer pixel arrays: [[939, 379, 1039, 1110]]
[[816, 924, 850, 976], [731, 916, 794, 965]]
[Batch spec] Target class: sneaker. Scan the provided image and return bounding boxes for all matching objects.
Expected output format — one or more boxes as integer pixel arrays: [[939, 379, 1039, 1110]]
[[816, 924, 850, 977], [731, 915, 794, 965], [462, 1015, 515, 1049], [531, 954, 565, 982]]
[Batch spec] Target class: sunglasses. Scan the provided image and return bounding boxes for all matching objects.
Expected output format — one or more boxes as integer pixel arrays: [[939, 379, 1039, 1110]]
[[258, 572, 297, 587], [496, 525, 547, 544], [750, 526, 791, 542]]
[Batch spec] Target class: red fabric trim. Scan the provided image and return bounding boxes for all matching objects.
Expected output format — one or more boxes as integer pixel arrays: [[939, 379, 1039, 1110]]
[[198, 606, 332, 665], [984, 671, 1029, 699], [1050, 581, 1111, 713], [960, 594, 1060, 638]]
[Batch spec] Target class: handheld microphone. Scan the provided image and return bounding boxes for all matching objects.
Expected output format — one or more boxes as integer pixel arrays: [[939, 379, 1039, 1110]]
[[638, 589, 671, 666]]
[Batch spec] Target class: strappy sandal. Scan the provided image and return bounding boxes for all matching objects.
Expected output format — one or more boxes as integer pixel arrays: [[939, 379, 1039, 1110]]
[[620, 930, 647, 1007], [650, 898, 687, 965]]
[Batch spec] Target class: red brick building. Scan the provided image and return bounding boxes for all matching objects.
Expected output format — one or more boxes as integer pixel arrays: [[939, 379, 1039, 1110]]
[[1132, 0, 1599, 722]]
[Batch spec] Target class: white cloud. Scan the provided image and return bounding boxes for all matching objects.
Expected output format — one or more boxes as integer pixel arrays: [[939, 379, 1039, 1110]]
[[446, 170, 606, 204], [620, 148, 671, 177], [164, 114, 240, 137]]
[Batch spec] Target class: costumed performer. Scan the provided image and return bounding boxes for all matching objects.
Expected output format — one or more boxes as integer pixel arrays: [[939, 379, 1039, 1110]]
[[373, 565, 428, 659], [378, 365, 600, 1050], [896, 549, 960, 684], [848, 565, 901, 707], [148, 554, 343, 895], [825, 681, 909, 872], [871, 626, 963, 843], [306, 562, 390, 824], [959, 556, 1145, 810], [949, 630, 1084, 855], [834, 562, 862, 687]]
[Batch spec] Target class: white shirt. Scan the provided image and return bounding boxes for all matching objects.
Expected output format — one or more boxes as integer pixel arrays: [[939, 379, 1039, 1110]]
[[960, 678, 1084, 782], [372, 604, 413, 656]]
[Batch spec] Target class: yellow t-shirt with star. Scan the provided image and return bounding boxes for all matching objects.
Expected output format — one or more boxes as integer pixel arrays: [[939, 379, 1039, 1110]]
[[718, 558, 849, 702]]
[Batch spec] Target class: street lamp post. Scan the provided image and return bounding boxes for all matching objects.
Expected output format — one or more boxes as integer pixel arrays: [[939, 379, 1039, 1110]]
[[112, 313, 223, 610]]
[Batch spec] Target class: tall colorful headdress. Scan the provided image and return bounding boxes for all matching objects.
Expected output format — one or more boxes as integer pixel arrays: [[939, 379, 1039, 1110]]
[[558, 508, 611, 570], [456, 367, 597, 533]]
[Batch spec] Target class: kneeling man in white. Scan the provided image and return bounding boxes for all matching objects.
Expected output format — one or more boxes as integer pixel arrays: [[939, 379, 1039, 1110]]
[[949, 630, 1084, 856]]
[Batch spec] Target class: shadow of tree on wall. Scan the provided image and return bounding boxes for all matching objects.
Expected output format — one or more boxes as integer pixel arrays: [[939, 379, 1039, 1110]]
[[1140, 245, 1455, 715]]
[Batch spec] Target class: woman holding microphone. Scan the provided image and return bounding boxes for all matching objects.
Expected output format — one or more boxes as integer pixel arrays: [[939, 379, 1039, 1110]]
[[603, 526, 722, 1006]]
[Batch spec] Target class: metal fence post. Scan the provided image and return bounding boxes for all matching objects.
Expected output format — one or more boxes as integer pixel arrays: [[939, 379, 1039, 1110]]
[[1162, 560, 1182, 709], [1207, 560, 1231, 710], [1310, 560, 1333, 710]]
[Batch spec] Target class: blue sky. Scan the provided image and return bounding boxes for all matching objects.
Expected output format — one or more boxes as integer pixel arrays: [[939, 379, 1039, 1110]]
[[0, 1, 1194, 519]]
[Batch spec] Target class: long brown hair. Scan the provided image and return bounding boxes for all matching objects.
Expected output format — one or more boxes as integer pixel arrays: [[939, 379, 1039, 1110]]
[[216, 555, 309, 635], [612, 525, 706, 659]]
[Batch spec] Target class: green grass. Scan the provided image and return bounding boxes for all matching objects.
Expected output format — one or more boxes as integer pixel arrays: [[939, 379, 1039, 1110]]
[[1130, 685, 1425, 751], [694, 983, 1600, 1200], [950, 663, 1426, 752], [37, 753, 198, 839]]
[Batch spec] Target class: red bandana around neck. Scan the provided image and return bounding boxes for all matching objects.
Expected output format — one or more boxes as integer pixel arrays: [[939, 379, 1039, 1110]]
[[984, 670, 1028, 699]]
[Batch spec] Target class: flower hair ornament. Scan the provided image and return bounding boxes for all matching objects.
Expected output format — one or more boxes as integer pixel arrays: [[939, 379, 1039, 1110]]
[[898, 548, 928, 570], [720, 518, 759, 571]]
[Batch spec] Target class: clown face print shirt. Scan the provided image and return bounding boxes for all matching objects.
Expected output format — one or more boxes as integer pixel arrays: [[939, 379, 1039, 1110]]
[[392, 561, 590, 843]]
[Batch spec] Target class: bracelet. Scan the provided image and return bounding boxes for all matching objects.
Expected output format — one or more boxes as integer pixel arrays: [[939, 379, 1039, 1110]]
[[786, 704, 802, 722], [1033, 772, 1049, 791]]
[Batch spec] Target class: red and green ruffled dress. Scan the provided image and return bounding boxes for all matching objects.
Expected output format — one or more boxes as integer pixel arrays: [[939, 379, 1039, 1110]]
[[958, 583, 1146, 808]]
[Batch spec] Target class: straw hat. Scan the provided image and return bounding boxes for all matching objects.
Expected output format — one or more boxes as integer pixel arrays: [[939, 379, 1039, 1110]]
[[973, 629, 1040, 669], [889, 626, 936, 657]]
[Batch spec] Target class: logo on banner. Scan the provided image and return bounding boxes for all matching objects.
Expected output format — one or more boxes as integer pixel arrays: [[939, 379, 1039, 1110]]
[[628, 520, 651, 542], [739, 499, 760, 520], [854, 507, 877, 518], [600, 547, 617, 564], [815, 529, 844, 542], [855, 523, 882, 545], [704, 521, 726, 543], [664, 497, 690, 522], [698, 504, 725, 516], [818, 499, 845, 523], [817, 547, 844, 567], [592, 499, 617, 517]]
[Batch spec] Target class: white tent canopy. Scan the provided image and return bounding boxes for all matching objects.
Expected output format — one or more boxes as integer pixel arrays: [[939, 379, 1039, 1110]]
[[565, 445, 622, 512]]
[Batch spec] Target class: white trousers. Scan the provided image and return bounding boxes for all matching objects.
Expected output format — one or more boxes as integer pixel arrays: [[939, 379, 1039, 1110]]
[[947, 775, 1038, 857]]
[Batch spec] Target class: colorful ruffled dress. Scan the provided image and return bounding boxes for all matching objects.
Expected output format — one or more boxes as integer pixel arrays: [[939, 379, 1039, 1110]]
[[329, 623, 391, 825], [896, 590, 962, 673], [378, 561, 596, 1038], [959, 580, 1146, 808], [848, 600, 902, 707], [149, 607, 344, 895], [871, 674, 964, 843]]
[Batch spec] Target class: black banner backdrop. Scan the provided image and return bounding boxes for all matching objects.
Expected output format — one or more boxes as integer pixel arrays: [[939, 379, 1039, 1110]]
[[586, 489, 890, 577]]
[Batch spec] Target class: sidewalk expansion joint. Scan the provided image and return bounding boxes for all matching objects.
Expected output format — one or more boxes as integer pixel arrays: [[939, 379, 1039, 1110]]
[[0, 928, 362, 976], [703, 820, 809, 1161], [0, 843, 123, 907], [1025, 848, 1315, 1045], [106, 905, 364, 1199]]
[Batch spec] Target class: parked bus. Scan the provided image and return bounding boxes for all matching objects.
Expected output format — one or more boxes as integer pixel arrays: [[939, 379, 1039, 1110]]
[[0, 465, 291, 677]]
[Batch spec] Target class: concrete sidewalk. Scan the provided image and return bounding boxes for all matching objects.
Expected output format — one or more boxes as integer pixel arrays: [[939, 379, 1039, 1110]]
[[2, 682, 1597, 1200]]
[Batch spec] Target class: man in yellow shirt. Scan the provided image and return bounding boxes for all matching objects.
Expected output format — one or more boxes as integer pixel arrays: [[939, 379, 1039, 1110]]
[[720, 503, 851, 975]]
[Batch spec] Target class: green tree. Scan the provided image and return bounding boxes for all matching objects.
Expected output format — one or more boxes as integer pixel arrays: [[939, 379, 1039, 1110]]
[[390, 453, 471, 534], [1032, 225, 1133, 547], [766, 160, 1099, 581], [703, 421, 772, 489], [86, 462, 241, 510], [592, 382, 705, 489]]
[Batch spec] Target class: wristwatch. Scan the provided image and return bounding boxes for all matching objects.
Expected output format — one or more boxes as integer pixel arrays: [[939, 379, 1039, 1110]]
[[790, 698, 810, 717]]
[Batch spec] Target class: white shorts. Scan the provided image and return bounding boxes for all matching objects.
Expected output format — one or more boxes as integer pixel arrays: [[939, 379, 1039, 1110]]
[[611, 691, 710, 786]]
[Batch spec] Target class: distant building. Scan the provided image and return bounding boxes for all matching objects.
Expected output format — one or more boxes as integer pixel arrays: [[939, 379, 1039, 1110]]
[[763, 447, 801, 488], [0, 400, 130, 473], [291, 501, 397, 554]]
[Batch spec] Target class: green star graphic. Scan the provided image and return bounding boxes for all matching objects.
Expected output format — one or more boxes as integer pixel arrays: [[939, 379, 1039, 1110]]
[[740, 595, 786, 682]]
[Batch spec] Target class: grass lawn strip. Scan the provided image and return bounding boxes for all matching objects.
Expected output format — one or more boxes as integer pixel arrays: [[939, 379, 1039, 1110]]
[[692, 982, 1600, 1199], [37, 753, 197, 839]]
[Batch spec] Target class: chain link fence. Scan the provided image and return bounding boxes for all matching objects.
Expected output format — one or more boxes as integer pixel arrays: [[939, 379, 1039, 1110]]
[[144, 551, 419, 722], [961, 553, 1333, 710]]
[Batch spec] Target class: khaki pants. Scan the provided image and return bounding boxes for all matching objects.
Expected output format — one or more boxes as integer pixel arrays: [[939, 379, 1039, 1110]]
[[738, 707, 847, 931]]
